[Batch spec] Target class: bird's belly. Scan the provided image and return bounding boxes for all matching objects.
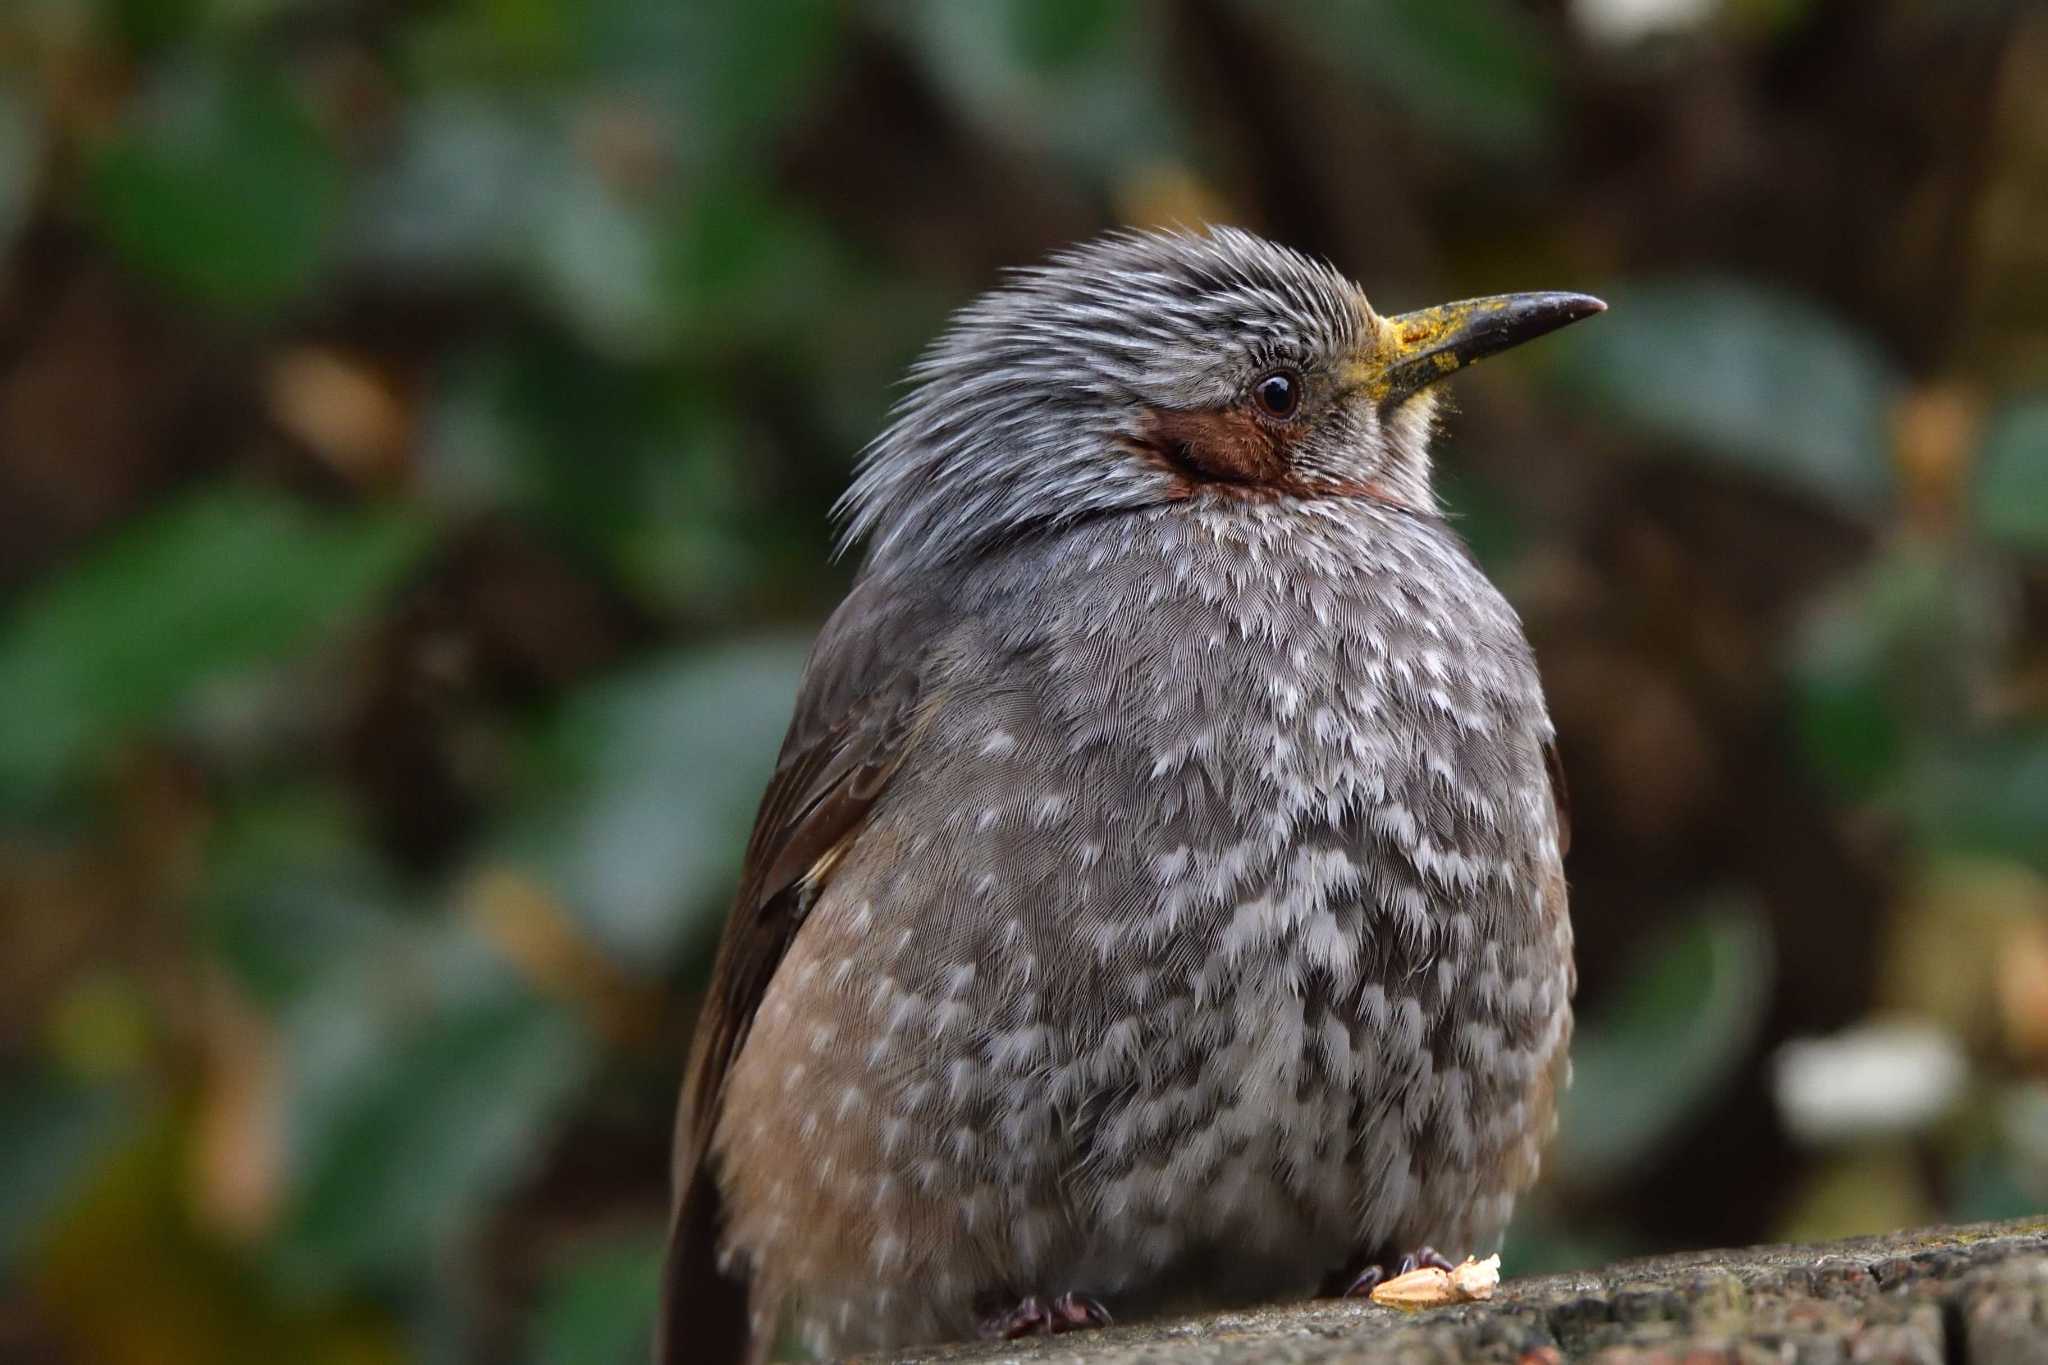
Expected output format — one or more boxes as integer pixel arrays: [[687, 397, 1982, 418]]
[[720, 848, 1561, 1358], [1044, 924, 1525, 1313], [1053, 965, 1376, 1311]]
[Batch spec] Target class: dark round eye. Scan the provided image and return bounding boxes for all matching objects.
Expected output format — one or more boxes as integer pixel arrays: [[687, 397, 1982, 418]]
[[1252, 369, 1301, 419]]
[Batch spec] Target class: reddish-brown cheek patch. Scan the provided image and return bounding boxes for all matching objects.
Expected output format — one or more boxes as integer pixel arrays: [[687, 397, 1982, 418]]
[[1139, 405, 1289, 485], [1136, 403, 1410, 510]]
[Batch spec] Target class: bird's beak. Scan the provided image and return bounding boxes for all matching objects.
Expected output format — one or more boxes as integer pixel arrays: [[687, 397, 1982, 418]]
[[1354, 292, 1607, 407]]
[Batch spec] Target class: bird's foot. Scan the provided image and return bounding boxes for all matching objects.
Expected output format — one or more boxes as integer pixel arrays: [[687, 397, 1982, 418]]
[[1340, 1246, 1458, 1298], [979, 1291, 1112, 1339]]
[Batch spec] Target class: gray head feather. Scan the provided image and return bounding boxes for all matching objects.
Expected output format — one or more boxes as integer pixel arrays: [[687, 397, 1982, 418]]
[[836, 226, 1433, 574]]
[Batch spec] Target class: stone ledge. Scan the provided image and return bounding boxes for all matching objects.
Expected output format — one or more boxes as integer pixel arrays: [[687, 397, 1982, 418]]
[[869, 1217, 2048, 1365]]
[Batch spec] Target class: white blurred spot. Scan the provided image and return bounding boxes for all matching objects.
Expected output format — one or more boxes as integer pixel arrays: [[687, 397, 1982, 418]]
[[1773, 1020, 1967, 1144], [1575, 0, 1719, 45]]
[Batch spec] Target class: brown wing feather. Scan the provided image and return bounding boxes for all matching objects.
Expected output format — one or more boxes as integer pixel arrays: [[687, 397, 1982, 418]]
[[656, 579, 935, 1365]]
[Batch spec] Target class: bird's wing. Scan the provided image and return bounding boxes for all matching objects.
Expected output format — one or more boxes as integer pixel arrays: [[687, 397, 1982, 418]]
[[657, 574, 938, 1365]]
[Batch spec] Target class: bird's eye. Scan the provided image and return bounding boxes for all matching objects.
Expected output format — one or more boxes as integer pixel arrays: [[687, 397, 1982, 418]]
[[1252, 369, 1301, 419]]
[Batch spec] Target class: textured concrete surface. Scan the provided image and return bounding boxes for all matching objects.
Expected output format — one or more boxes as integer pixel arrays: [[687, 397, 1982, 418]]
[[861, 1217, 2048, 1364]]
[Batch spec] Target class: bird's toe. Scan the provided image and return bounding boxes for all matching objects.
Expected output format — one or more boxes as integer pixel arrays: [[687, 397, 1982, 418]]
[[979, 1291, 1111, 1338]]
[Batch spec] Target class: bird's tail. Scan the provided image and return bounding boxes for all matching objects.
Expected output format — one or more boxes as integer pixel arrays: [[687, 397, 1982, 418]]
[[654, 1165, 752, 1365]]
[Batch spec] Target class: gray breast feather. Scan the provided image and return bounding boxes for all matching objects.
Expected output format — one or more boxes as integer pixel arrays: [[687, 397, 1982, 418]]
[[715, 494, 1571, 1356]]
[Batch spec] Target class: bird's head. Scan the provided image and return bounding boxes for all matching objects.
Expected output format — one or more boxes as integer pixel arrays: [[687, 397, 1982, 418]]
[[839, 226, 1603, 571]]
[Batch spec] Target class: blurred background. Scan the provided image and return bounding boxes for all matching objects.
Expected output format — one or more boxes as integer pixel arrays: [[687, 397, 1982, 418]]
[[0, 0, 2044, 1360]]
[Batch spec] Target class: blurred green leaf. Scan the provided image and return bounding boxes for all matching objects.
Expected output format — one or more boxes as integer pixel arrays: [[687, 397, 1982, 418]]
[[87, 59, 343, 312], [1793, 573, 1921, 799], [102, 0, 207, 52], [666, 179, 843, 351], [666, 0, 841, 163], [0, 1071, 134, 1274], [108, 0, 346, 45], [350, 93, 537, 281], [1550, 278, 1900, 515], [1006, 0, 1124, 69], [1973, 397, 2048, 555], [1793, 653, 1904, 797], [0, 485, 434, 801], [895, 0, 1182, 174], [201, 793, 410, 1010], [0, 81, 41, 259], [469, 0, 577, 72], [554, 0, 839, 170], [378, 117, 847, 366], [528, 155, 672, 357], [1907, 729, 2048, 874], [1556, 904, 1774, 1182], [1314, 0, 1558, 155], [272, 924, 592, 1292], [533, 1234, 662, 1365], [1791, 542, 1997, 797], [423, 341, 785, 614], [607, 426, 776, 613], [505, 636, 811, 968]]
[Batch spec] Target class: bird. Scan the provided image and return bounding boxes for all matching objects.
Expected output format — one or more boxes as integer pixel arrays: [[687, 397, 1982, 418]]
[[658, 226, 1597, 1365]]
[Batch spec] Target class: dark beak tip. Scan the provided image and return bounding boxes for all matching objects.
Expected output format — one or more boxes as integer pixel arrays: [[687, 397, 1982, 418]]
[[1549, 292, 1607, 322], [1497, 291, 1607, 347]]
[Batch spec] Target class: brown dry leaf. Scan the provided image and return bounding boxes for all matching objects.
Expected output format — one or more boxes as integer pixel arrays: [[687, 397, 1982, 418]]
[[1996, 912, 2048, 1065], [459, 866, 663, 1043], [1890, 381, 1983, 532], [1370, 1255, 1500, 1309], [1880, 859, 2048, 1048], [190, 970, 284, 1241], [1370, 1266, 1454, 1309], [267, 347, 412, 487]]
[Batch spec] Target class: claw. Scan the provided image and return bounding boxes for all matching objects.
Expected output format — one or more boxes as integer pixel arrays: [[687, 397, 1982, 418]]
[[982, 1296, 1048, 1339], [1342, 1265, 1385, 1298], [980, 1291, 1111, 1338], [1397, 1246, 1457, 1276], [1341, 1245, 1461, 1298]]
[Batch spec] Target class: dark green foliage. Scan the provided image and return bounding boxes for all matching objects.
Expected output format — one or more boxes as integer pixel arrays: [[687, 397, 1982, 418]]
[[1, 0, 2043, 1359]]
